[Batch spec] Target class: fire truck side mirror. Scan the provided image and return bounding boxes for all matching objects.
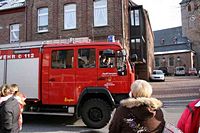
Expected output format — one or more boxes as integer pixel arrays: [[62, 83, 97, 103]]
[[117, 65, 127, 76], [121, 49, 127, 56], [131, 54, 138, 62]]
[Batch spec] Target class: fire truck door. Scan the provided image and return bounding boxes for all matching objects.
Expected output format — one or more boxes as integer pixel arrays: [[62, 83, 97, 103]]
[[48, 49, 75, 105], [97, 49, 129, 93], [75, 48, 97, 92]]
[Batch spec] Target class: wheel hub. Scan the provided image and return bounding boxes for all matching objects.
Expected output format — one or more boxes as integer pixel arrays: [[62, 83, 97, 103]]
[[88, 107, 103, 122]]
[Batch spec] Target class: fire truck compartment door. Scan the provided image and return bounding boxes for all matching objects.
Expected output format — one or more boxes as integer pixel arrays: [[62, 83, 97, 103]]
[[6, 58, 39, 99], [0, 60, 5, 85]]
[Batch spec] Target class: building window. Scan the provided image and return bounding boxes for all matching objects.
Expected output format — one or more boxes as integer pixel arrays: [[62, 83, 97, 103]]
[[188, 4, 191, 12], [173, 37, 177, 44], [94, 0, 107, 27], [131, 9, 140, 26], [64, 4, 76, 30], [155, 57, 160, 67], [131, 38, 141, 56], [10, 24, 20, 43], [162, 57, 167, 67], [160, 38, 165, 44], [38, 8, 48, 32], [169, 57, 174, 66]]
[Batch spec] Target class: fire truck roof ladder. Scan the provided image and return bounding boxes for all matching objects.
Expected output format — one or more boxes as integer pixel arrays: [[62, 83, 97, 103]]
[[0, 41, 44, 50]]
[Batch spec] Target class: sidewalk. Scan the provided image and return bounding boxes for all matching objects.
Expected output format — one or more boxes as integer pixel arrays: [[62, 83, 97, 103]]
[[162, 107, 185, 126]]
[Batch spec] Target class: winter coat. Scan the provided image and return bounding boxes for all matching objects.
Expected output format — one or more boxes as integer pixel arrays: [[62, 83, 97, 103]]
[[0, 96, 20, 133], [177, 99, 200, 133], [109, 97, 165, 133]]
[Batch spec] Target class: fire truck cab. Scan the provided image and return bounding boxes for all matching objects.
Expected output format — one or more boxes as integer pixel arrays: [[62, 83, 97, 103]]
[[0, 41, 135, 128]]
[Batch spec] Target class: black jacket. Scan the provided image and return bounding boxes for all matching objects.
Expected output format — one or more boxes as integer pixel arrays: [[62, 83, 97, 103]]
[[109, 97, 165, 133], [0, 96, 20, 133]]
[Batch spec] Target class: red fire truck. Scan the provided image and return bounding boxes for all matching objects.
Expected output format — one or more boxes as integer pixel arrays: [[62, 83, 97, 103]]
[[0, 40, 135, 128]]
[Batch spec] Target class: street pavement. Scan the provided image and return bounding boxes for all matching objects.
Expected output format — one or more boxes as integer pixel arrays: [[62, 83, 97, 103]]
[[162, 107, 185, 126], [21, 76, 198, 133], [72, 106, 186, 133]]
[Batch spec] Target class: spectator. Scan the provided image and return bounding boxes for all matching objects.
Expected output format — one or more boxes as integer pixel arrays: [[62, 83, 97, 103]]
[[109, 80, 165, 133], [0, 84, 20, 133], [177, 99, 200, 133], [11, 84, 26, 131]]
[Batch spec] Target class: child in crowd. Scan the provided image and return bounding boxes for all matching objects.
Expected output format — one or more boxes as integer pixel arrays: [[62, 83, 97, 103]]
[[10, 84, 26, 131], [0, 84, 13, 103]]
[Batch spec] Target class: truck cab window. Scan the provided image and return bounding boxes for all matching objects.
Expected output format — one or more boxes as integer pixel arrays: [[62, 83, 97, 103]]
[[99, 49, 115, 68], [78, 48, 96, 68], [116, 50, 127, 75], [51, 50, 74, 69]]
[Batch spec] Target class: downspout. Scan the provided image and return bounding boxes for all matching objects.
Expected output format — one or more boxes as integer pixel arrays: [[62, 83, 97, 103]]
[[121, 0, 125, 48], [25, 0, 27, 41]]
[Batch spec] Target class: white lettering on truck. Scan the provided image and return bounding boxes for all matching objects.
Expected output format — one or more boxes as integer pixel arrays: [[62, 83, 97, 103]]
[[0, 53, 35, 60]]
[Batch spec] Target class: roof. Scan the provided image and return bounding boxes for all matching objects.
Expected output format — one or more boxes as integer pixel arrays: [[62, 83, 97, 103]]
[[154, 43, 192, 53], [154, 50, 192, 55], [180, 0, 191, 4], [0, 0, 25, 11], [154, 26, 184, 46], [154, 26, 192, 53]]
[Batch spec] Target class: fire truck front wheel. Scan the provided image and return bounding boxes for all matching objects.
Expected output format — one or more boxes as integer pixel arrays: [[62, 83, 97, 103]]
[[81, 98, 112, 129]]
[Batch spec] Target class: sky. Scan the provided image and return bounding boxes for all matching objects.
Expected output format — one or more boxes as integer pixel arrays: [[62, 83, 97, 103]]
[[133, 0, 182, 31]]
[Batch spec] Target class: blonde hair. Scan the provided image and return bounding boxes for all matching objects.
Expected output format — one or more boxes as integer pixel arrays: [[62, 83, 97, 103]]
[[130, 80, 152, 98], [10, 84, 19, 94], [0, 84, 12, 96], [15, 91, 26, 106]]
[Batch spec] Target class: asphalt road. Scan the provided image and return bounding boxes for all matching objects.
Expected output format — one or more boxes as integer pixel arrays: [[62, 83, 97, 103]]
[[21, 76, 200, 133], [151, 76, 200, 106]]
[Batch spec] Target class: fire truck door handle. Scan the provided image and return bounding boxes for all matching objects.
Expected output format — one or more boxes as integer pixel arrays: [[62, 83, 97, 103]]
[[49, 78, 55, 82], [98, 77, 106, 80]]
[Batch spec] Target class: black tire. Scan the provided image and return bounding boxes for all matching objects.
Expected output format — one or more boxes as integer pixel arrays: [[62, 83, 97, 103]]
[[80, 98, 112, 129]]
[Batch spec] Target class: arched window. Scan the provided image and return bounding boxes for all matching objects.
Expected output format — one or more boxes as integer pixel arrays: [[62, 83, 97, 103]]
[[188, 4, 191, 12], [155, 57, 160, 67], [169, 57, 174, 66]]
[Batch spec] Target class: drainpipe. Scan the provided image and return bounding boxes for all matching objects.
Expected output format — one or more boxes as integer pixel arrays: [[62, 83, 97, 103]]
[[121, 0, 125, 48]]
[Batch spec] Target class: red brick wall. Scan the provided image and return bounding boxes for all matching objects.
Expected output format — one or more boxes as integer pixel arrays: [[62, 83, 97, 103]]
[[0, 8, 25, 44], [26, 0, 124, 42]]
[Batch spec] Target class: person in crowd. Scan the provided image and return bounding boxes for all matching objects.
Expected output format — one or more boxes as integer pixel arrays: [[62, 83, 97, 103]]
[[10, 84, 26, 131], [0, 84, 20, 133], [109, 80, 165, 133], [177, 98, 200, 133]]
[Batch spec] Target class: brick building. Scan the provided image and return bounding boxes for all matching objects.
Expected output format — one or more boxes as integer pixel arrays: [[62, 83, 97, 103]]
[[180, 0, 200, 70], [154, 27, 194, 75], [0, 0, 154, 80]]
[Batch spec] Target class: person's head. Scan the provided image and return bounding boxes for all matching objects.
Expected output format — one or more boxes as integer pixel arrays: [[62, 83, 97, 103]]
[[0, 84, 12, 97], [15, 91, 26, 106], [10, 84, 19, 94], [130, 80, 152, 98]]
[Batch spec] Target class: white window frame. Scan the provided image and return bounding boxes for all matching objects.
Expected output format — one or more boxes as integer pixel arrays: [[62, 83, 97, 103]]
[[94, 0, 108, 27], [10, 24, 20, 43], [64, 4, 77, 30], [38, 8, 48, 32], [131, 9, 140, 26]]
